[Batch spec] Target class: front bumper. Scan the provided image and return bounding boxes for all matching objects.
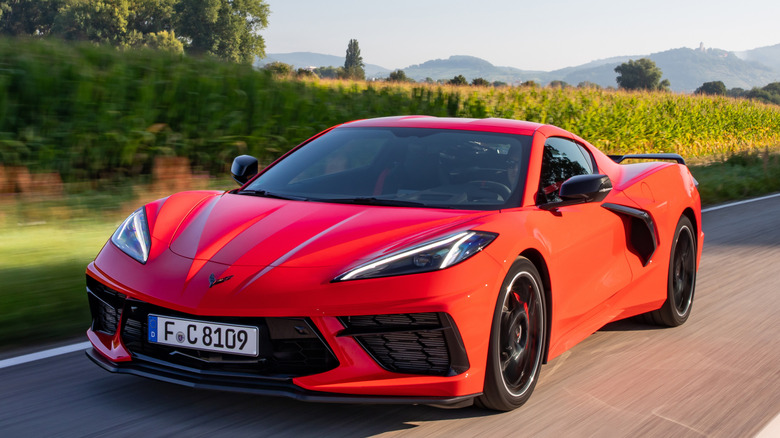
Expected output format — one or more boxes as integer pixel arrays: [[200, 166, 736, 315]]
[[85, 262, 495, 400], [85, 347, 478, 405]]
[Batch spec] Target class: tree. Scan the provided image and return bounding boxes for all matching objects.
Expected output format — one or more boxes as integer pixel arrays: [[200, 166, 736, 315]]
[[175, 0, 270, 63], [137, 30, 184, 54], [53, 0, 132, 46], [127, 0, 177, 35], [343, 39, 365, 80], [313, 66, 344, 79], [388, 69, 411, 82], [577, 81, 601, 89], [548, 80, 568, 89], [448, 74, 467, 86], [727, 87, 746, 98], [694, 81, 727, 96], [4, 0, 269, 63], [746, 82, 780, 106], [764, 82, 780, 95], [296, 68, 316, 79], [471, 77, 490, 87], [263, 61, 293, 77], [0, 0, 64, 36], [615, 58, 669, 91]]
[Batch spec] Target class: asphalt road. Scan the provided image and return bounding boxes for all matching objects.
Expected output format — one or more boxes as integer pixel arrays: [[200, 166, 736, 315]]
[[1, 196, 779, 437]]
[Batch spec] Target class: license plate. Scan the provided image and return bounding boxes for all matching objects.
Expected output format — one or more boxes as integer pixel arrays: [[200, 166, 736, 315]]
[[147, 314, 259, 357]]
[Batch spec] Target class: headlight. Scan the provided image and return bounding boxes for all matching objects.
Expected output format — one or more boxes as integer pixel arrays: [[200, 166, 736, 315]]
[[111, 207, 151, 264], [335, 231, 497, 281]]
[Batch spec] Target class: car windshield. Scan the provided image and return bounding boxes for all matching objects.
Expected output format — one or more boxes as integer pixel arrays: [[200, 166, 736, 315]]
[[243, 127, 532, 210]]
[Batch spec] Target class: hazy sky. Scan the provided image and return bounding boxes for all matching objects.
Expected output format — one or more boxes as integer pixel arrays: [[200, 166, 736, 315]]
[[263, 0, 780, 71]]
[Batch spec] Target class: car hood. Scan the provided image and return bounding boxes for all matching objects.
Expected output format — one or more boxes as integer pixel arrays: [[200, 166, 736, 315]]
[[153, 192, 490, 269]]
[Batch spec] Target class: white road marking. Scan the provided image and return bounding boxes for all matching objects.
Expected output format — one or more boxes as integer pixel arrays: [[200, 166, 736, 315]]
[[756, 413, 780, 438], [0, 341, 91, 369], [701, 192, 780, 213]]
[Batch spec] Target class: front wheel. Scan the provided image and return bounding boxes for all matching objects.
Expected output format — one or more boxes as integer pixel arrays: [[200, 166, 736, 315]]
[[477, 257, 546, 411], [643, 215, 697, 327]]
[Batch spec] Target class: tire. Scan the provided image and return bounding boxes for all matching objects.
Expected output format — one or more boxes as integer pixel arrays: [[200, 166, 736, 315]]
[[643, 215, 697, 327], [477, 257, 546, 411]]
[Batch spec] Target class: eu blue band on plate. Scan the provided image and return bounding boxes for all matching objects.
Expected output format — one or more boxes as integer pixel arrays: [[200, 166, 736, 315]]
[[148, 315, 158, 342]]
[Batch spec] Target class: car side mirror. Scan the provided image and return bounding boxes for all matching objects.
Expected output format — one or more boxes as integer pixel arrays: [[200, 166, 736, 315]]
[[541, 174, 612, 210], [560, 174, 612, 202], [231, 155, 258, 185]]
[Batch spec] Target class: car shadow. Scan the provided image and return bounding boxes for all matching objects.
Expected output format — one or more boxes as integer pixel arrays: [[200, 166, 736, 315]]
[[82, 369, 499, 437], [597, 318, 667, 332]]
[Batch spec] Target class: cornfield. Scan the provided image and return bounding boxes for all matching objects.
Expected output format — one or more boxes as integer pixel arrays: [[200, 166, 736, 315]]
[[1, 38, 779, 182]]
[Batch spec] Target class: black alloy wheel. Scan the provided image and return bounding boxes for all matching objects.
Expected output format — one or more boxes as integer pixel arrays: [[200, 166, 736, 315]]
[[643, 215, 697, 327], [478, 257, 546, 411]]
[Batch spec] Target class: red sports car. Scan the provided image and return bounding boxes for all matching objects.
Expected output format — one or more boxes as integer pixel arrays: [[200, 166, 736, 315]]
[[86, 116, 702, 411]]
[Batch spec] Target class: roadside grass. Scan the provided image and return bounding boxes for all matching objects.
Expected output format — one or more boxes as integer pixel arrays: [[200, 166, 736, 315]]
[[0, 176, 235, 352], [0, 220, 115, 350], [1, 153, 779, 352], [690, 147, 780, 205]]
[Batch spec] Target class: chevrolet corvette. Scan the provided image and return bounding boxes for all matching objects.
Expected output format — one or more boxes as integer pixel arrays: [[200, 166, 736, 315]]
[[86, 116, 702, 411]]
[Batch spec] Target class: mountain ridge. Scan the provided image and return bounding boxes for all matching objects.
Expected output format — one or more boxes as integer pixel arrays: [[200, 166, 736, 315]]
[[259, 44, 780, 92], [736, 43, 780, 72]]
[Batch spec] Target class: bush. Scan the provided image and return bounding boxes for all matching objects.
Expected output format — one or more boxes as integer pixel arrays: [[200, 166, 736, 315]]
[[0, 37, 778, 185]]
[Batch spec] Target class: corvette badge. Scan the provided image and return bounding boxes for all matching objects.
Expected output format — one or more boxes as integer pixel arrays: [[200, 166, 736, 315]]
[[208, 273, 233, 288]]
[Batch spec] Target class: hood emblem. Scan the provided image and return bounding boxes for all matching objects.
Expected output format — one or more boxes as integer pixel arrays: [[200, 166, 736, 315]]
[[208, 273, 234, 288]]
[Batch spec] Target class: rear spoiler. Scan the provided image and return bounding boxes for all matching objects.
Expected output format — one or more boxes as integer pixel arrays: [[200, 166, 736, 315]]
[[608, 153, 686, 165]]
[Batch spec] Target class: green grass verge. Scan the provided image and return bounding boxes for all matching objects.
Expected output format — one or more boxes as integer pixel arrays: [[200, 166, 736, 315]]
[[1, 153, 779, 352], [0, 221, 115, 350], [690, 148, 780, 205]]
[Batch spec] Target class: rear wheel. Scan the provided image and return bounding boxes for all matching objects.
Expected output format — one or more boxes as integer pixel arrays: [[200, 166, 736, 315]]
[[643, 215, 697, 327], [477, 257, 546, 411]]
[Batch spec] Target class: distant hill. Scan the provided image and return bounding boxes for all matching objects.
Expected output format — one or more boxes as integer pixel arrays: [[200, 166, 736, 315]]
[[402, 55, 544, 84], [736, 43, 780, 73], [551, 47, 779, 92], [262, 44, 780, 92], [256, 52, 391, 78]]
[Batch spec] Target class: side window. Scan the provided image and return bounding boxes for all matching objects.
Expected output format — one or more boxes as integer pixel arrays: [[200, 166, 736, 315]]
[[537, 137, 595, 204]]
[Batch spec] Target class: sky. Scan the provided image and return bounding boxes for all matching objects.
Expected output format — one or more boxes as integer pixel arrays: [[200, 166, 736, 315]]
[[262, 0, 780, 72]]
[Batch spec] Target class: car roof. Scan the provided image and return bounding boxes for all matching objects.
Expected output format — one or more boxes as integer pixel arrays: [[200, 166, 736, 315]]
[[339, 116, 543, 136]]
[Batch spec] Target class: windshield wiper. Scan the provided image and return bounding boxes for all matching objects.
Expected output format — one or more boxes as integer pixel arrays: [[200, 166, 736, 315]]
[[313, 196, 436, 208], [236, 189, 308, 201]]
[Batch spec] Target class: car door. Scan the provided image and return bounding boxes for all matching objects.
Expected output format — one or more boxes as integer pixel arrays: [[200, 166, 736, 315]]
[[534, 136, 632, 330]]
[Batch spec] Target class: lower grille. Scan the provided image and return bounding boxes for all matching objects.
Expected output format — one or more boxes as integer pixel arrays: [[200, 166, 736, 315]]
[[87, 277, 126, 335], [339, 312, 469, 377], [86, 277, 338, 378]]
